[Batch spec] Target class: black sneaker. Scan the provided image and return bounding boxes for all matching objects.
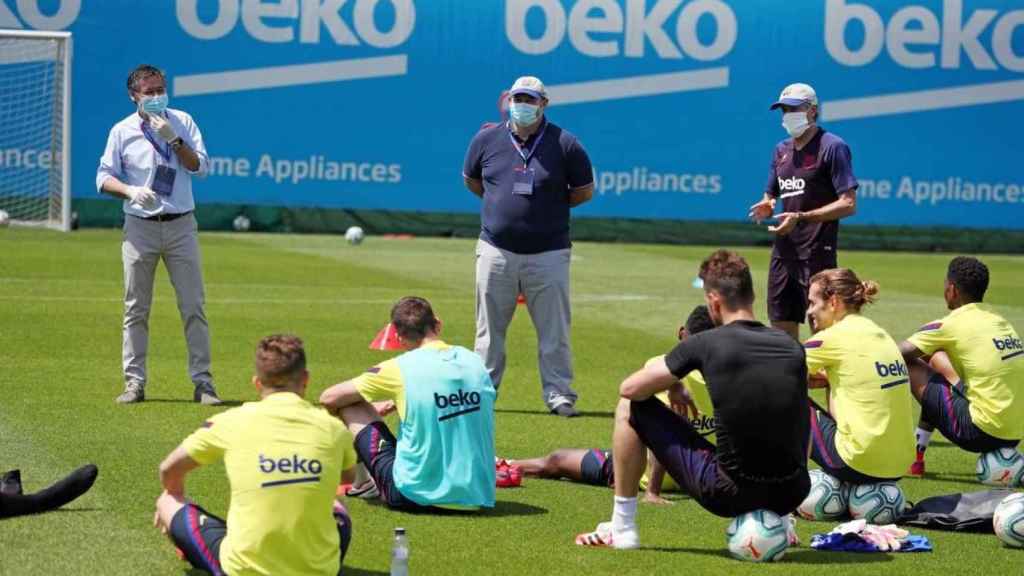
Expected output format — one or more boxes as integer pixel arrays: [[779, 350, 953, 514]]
[[551, 404, 580, 418], [1, 469, 23, 496], [193, 383, 223, 406]]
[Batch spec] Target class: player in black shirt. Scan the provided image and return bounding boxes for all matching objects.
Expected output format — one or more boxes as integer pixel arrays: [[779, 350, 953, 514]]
[[576, 250, 810, 549]]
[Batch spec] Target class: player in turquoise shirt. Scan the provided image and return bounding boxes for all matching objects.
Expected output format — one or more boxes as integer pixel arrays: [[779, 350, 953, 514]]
[[320, 296, 496, 510]]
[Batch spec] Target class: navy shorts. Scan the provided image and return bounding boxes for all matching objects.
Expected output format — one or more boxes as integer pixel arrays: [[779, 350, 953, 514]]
[[579, 449, 614, 487], [628, 397, 808, 517], [767, 254, 836, 324], [354, 421, 427, 510], [169, 502, 352, 575], [807, 399, 896, 484], [919, 374, 1019, 453], [169, 503, 226, 575]]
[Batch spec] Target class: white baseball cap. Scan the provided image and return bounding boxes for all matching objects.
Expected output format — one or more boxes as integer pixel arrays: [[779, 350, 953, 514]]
[[770, 83, 818, 110], [509, 76, 547, 100]]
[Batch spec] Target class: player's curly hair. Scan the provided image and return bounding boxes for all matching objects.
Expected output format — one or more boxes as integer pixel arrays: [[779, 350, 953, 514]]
[[684, 305, 715, 335], [809, 268, 879, 312], [947, 256, 989, 302], [126, 64, 165, 93], [255, 334, 307, 388], [698, 250, 754, 309], [391, 296, 439, 344]]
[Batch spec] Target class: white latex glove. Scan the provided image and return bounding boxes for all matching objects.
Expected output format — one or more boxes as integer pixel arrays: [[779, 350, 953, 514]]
[[126, 185, 159, 210], [148, 114, 178, 143]]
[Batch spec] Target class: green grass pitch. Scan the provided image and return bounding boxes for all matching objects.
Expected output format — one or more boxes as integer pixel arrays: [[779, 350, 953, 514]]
[[1, 227, 1022, 574]]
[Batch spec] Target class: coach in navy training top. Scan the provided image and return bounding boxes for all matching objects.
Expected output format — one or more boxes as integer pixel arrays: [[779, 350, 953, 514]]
[[748, 82, 859, 340], [462, 76, 594, 417]]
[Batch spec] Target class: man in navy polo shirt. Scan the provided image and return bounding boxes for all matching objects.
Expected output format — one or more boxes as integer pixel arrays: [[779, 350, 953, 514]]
[[462, 76, 595, 417], [748, 83, 859, 340]]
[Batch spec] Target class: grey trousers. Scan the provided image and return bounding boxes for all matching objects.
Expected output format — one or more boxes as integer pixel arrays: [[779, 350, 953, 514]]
[[122, 213, 212, 389], [474, 238, 576, 410]]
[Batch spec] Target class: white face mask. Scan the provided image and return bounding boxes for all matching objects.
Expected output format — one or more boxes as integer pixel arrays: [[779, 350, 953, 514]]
[[782, 111, 810, 138]]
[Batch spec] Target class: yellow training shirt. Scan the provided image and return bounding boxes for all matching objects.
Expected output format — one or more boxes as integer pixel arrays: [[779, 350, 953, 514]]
[[804, 314, 915, 479], [907, 303, 1024, 440], [182, 392, 357, 576]]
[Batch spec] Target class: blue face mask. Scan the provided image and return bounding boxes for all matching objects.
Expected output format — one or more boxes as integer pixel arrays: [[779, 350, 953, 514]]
[[509, 102, 539, 126], [140, 93, 168, 115]]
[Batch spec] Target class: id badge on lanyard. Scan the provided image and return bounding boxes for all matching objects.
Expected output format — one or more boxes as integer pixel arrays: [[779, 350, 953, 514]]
[[141, 120, 176, 197], [508, 122, 547, 197], [513, 166, 535, 195]]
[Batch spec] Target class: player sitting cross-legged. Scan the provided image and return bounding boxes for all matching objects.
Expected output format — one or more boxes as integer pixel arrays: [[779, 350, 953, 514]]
[[510, 305, 717, 505], [577, 250, 810, 549], [153, 334, 358, 576], [900, 256, 1024, 477], [320, 296, 496, 511], [802, 268, 916, 484]]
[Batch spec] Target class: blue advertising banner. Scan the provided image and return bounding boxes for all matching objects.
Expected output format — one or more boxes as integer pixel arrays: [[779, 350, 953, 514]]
[[2, 0, 1023, 227]]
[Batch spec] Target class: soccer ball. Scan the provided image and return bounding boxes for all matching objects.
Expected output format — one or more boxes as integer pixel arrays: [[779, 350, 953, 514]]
[[726, 509, 788, 562], [976, 448, 1024, 487], [232, 214, 251, 232], [0, 209, 9, 227], [993, 492, 1024, 548], [846, 481, 906, 525], [345, 226, 365, 245], [797, 469, 848, 520]]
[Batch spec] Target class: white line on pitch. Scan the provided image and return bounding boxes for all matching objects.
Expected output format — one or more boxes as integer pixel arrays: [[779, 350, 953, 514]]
[[173, 54, 408, 97], [545, 67, 730, 106], [822, 79, 1024, 121]]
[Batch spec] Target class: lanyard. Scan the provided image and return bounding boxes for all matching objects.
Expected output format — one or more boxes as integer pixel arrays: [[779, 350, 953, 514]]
[[140, 120, 171, 162], [507, 121, 547, 167]]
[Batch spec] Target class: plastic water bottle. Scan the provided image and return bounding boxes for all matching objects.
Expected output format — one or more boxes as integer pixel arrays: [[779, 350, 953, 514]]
[[390, 527, 409, 576]]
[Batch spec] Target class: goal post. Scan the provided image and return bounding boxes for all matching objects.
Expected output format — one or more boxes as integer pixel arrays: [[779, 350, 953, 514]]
[[0, 29, 72, 231]]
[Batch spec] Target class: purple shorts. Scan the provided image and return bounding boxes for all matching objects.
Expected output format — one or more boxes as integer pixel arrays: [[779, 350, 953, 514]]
[[628, 397, 809, 517], [919, 373, 1019, 453], [767, 253, 836, 324], [580, 449, 614, 487]]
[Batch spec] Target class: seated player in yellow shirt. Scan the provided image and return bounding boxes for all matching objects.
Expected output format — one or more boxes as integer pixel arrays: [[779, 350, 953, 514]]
[[802, 269, 915, 484], [153, 335, 358, 576], [899, 256, 1024, 476], [509, 305, 716, 504]]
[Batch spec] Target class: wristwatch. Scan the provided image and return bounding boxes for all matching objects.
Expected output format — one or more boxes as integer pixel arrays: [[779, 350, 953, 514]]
[[170, 137, 184, 151]]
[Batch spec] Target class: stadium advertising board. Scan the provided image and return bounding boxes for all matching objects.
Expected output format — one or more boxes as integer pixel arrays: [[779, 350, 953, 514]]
[[2, 0, 1023, 228]]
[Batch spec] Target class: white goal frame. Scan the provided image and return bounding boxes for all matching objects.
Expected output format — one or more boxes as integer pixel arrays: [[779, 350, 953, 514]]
[[0, 29, 72, 231]]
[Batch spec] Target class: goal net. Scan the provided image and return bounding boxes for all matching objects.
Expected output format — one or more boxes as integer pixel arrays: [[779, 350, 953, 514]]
[[0, 30, 71, 231]]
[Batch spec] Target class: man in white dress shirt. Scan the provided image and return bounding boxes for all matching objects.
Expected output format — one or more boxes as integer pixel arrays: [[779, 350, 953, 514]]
[[96, 64, 221, 405]]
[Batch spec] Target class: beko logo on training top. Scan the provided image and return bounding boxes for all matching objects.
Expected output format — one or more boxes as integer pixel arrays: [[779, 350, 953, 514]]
[[993, 336, 1023, 352], [258, 453, 323, 488], [434, 389, 483, 422], [176, 0, 414, 46], [778, 176, 806, 192], [0, 0, 80, 29], [506, 0, 737, 60], [875, 360, 909, 378], [826, 0, 1024, 71]]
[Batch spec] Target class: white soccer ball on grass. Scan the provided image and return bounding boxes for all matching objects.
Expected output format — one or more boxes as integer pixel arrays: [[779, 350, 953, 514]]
[[0, 209, 9, 227], [725, 509, 788, 562], [976, 448, 1024, 487], [993, 492, 1024, 548], [846, 481, 906, 525], [345, 226, 365, 245], [232, 214, 251, 232], [797, 469, 848, 520]]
